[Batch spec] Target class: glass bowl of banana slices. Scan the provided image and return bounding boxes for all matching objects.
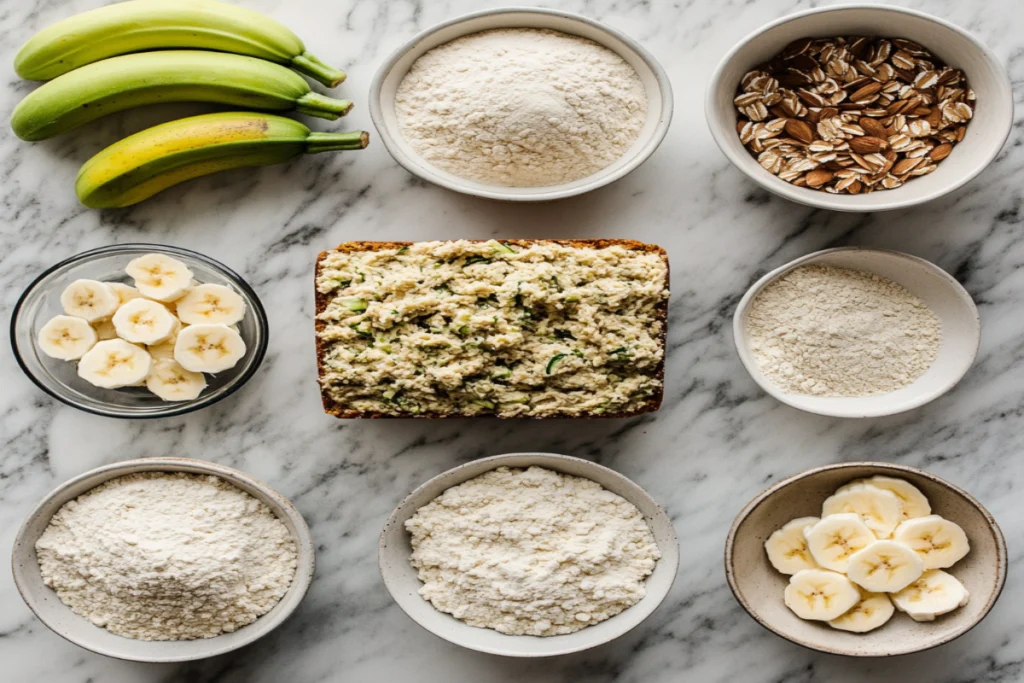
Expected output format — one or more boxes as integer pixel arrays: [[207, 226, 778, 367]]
[[11, 244, 268, 418]]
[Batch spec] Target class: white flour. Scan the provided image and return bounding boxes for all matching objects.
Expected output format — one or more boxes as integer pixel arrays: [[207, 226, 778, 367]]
[[405, 466, 661, 636], [35, 472, 298, 641], [394, 29, 647, 187], [745, 265, 942, 397]]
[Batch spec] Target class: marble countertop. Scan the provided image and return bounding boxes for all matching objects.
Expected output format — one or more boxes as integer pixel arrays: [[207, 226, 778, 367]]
[[1, 0, 1021, 681]]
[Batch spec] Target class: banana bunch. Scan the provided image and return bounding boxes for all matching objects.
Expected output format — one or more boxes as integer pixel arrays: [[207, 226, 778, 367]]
[[11, 0, 368, 207]]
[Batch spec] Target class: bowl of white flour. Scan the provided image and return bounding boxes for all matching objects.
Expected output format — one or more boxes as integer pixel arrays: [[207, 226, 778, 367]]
[[378, 452, 679, 657], [369, 8, 673, 201], [11, 458, 315, 662], [733, 247, 980, 418]]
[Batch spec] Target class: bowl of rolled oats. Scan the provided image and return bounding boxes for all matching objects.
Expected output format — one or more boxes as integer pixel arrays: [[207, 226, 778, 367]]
[[705, 5, 1012, 211]]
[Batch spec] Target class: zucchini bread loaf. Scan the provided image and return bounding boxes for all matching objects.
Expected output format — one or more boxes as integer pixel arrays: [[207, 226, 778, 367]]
[[315, 239, 669, 418]]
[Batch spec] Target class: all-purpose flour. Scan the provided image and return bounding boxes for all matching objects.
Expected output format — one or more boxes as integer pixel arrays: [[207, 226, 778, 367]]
[[394, 29, 648, 187], [35, 472, 298, 641], [405, 466, 661, 636]]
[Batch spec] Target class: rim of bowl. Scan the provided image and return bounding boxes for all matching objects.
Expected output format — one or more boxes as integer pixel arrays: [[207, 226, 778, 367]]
[[724, 461, 1008, 657], [9, 243, 269, 419], [378, 452, 680, 656], [704, 3, 1014, 212], [369, 6, 674, 202], [731, 246, 981, 418], [10, 457, 315, 663]]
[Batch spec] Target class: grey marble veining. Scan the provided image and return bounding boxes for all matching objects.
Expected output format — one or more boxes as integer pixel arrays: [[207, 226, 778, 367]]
[[1, 0, 1022, 681]]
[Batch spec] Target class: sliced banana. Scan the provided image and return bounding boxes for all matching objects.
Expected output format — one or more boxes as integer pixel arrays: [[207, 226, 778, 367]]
[[784, 569, 861, 621], [828, 592, 895, 633], [77, 339, 152, 389], [175, 283, 246, 325], [892, 515, 970, 570], [891, 569, 970, 622], [846, 540, 924, 593], [126, 253, 193, 302], [92, 319, 119, 340], [107, 282, 144, 305], [174, 324, 246, 373], [765, 517, 819, 575], [146, 359, 207, 401], [822, 484, 904, 538], [804, 513, 876, 573], [60, 279, 120, 322], [866, 476, 931, 519], [112, 299, 178, 345], [37, 315, 97, 360]]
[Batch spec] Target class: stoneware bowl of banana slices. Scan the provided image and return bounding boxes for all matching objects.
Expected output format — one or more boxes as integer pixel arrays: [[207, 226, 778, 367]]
[[725, 462, 1006, 656], [11, 243, 268, 418]]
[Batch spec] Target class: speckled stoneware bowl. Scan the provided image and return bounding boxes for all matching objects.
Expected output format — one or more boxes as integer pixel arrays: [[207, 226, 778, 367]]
[[379, 452, 679, 657], [733, 247, 981, 418], [11, 458, 315, 663], [726, 462, 1006, 657]]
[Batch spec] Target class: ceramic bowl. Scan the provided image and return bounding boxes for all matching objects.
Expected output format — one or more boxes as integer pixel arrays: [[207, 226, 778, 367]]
[[725, 462, 1006, 656], [10, 243, 269, 419], [11, 458, 315, 663], [369, 8, 673, 201], [733, 247, 980, 418], [705, 4, 1013, 211], [379, 452, 679, 657]]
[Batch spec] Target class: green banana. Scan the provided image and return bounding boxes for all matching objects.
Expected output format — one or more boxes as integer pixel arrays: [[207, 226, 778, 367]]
[[15, 0, 345, 87], [12, 51, 353, 141], [76, 112, 369, 209]]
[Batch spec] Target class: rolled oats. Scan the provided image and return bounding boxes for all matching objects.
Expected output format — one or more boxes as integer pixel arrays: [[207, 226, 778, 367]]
[[733, 36, 975, 194]]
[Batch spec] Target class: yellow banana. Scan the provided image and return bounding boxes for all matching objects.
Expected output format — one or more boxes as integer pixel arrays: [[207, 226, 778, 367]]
[[12, 51, 353, 141], [76, 112, 368, 208], [15, 0, 345, 87]]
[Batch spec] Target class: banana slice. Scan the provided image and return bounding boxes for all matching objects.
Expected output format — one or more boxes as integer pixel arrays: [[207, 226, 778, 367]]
[[804, 513, 876, 573], [77, 339, 152, 388], [146, 359, 207, 401], [846, 540, 924, 593], [92, 319, 118, 340], [38, 315, 98, 360], [822, 484, 904, 538], [891, 569, 970, 622], [174, 324, 246, 373], [126, 253, 193, 302], [107, 282, 144, 305], [828, 592, 895, 633], [866, 476, 932, 519], [892, 515, 970, 569], [112, 299, 178, 345], [175, 284, 246, 325], [60, 279, 120, 322], [147, 319, 182, 360], [765, 516, 820, 574], [784, 569, 861, 621]]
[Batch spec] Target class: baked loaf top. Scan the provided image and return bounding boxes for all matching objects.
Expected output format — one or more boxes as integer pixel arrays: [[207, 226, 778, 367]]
[[315, 239, 669, 418]]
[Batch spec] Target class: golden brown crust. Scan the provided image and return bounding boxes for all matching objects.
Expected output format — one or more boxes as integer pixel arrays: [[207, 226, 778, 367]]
[[314, 240, 669, 419]]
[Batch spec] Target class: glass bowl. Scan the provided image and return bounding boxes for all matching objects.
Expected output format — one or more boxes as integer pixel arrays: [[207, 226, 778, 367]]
[[11, 244, 268, 419]]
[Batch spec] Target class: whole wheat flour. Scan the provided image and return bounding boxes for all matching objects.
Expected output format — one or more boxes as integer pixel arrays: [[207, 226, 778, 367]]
[[35, 472, 298, 641], [394, 28, 647, 187], [745, 265, 942, 397], [405, 466, 661, 636]]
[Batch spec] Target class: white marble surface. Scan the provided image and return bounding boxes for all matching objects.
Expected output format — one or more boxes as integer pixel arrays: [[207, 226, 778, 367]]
[[1, 0, 1021, 681]]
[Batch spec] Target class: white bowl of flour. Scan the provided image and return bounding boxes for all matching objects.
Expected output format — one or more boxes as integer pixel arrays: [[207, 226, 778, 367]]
[[379, 452, 679, 656], [733, 247, 980, 418], [11, 458, 315, 662], [369, 8, 673, 201]]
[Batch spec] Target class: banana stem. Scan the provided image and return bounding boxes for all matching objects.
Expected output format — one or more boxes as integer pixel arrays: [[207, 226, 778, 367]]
[[292, 53, 346, 88], [305, 131, 369, 153], [296, 93, 353, 120]]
